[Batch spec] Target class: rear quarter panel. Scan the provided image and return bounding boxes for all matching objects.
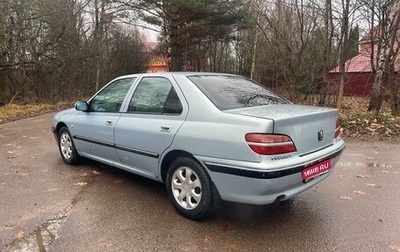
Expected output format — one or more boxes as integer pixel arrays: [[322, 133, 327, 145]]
[[169, 74, 273, 163]]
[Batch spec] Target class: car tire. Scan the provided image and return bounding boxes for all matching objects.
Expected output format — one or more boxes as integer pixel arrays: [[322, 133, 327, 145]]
[[58, 126, 80, 165], [166, 157, 214, 220]]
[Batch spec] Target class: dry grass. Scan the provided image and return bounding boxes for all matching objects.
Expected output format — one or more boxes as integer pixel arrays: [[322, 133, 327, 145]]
[[0, 102, 73, 124]]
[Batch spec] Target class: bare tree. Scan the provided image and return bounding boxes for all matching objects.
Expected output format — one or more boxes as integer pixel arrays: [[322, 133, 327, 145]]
[[337, 0, 359, 109], [246, 0, 338, 103], [366, 0, 400, 115], [0, 0, 148, 103], [318, 0, 335, 106]]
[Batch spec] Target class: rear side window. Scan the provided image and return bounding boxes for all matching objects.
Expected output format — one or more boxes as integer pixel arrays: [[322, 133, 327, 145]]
[[188, 75, 289, 110], [128, 77, 182, 115]]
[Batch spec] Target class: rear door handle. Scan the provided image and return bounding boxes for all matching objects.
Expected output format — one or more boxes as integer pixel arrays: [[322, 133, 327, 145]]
[[105, 120, 113, 126], [160, 125, 172, 132]]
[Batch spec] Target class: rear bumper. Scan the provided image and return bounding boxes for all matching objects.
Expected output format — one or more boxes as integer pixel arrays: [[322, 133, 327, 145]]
[[203, 143, 345, 205]]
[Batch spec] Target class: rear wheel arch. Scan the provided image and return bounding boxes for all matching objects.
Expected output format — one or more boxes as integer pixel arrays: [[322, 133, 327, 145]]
[[160, 150, 194, 183], [160, 149, 221, 197]]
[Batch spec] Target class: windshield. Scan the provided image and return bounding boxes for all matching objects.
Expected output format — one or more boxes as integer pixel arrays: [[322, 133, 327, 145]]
[[188, 75, 289, 110]]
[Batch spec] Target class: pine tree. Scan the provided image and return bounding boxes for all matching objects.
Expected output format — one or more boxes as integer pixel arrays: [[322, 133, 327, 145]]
[[130, 0, 245, 71]]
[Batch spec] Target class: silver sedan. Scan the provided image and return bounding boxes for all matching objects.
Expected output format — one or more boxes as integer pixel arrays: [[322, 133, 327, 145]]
[[52, 72, 345, 220]]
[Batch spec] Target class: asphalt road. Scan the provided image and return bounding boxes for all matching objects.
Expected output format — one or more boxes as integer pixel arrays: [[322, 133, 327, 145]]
[[0, 113, 399, 252]]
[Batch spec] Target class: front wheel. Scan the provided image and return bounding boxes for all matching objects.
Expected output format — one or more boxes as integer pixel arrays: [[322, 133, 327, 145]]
[[166, 157, 214, 220], [58, 126, 80, 165]]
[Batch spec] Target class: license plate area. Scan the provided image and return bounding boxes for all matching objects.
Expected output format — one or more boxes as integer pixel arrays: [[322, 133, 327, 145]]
[[302, 159, 332, 182]]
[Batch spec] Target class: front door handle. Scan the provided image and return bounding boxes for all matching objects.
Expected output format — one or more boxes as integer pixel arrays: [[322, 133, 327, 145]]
[[105, 120, 113, 126]]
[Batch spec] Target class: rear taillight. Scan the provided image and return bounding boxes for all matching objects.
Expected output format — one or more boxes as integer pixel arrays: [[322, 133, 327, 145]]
[[334, 119, 341, 139], [245, 133, 297, 155]]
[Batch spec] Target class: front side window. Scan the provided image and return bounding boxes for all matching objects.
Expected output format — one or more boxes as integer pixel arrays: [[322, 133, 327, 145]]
[[128, 77, 182, 115], [89, 78, 135, 112]]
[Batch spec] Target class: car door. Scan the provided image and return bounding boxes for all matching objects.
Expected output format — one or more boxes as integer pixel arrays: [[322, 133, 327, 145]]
[[72, 77, 135, 162], [114, 76, 187, 178]]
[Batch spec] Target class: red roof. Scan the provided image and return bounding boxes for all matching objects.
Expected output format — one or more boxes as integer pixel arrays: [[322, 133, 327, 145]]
[[330, 51, 373, 73]]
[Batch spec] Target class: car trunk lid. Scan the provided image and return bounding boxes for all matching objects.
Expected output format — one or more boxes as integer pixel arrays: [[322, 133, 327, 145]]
[[226, 104, 338, 156]]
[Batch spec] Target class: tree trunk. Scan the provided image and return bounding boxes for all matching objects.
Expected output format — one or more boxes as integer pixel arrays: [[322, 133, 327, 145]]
[[0, 70, 6, 103], [368, 1, 400, 114], [391, 75, 400, 116], [337, 64, 346, 109], [94, 0, 101, 91], [250, 16, 259, 80], [368, 55, 385, 112], [169, 6, 183, 71], [319, 0, 333, 107], [337, 0, 350, 110]]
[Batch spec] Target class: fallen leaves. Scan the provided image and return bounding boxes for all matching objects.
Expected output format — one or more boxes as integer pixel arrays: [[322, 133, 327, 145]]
[[339, 107, 400, 141], [353, 190, 366, 195], [389, 244, 400, 252], [93, 170, 102, 175], [74, 182, 88, 186], [338, 169, 388, 202], [203, 234, 214, 247], [98, 241, 113, 248], [226, 243, 238, 250], [366, 183, 382, 188], [4, 143, 25, 159], [16, 230, 25, 239]]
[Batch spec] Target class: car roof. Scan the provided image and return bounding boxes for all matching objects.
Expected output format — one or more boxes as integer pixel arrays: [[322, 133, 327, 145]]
[[113, 72, 239, 80]]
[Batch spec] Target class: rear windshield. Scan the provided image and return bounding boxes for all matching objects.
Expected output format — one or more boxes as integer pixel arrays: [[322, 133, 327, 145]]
[[188, 75, 289, 110]]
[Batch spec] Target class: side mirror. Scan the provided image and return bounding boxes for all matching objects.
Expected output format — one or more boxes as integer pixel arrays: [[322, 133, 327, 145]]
[[75, 101, 89, 112]]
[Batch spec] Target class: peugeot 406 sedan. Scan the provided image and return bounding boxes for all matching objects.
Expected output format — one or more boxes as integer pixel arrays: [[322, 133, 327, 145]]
[[52, 72, 345, 220]]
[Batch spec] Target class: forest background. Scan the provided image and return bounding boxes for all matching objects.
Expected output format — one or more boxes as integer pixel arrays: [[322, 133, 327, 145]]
[[0, 0, 399, 140]]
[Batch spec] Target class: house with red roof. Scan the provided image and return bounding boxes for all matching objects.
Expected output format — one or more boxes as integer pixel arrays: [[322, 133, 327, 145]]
[[329, 35, 376, 96], [329, 26, 400, 96]]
